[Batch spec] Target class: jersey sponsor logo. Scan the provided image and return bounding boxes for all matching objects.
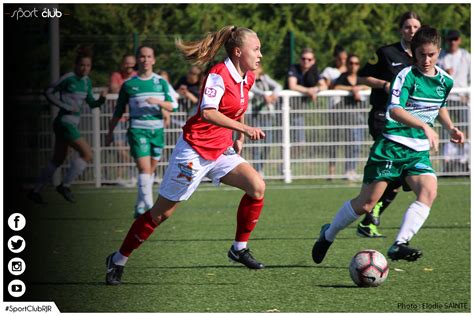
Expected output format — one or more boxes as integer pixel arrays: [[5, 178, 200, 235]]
[[436, 86, 445, 97], [392, 89, 401, 97], [391, 62, 403, 67], [177, 162, 197, 182], [205, 87, 217, 98]]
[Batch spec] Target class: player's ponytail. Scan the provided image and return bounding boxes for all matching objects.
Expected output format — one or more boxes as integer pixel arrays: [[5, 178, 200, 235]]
[[176, 25, 256, 66]]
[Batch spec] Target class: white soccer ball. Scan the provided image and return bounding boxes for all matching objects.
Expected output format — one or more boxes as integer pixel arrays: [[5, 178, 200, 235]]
[[349, 249, 389, 287]]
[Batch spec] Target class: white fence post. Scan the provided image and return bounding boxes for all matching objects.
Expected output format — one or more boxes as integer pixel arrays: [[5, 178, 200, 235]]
[[282, 93, 292, 183], [92, 107, 101, 188]]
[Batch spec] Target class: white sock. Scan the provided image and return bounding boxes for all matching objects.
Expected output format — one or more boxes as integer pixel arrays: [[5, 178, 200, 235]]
[[63, 157, 88, 187], [112, 251, 128, 266], [395, 201, 430, 245], [145, 174, 154, 209], [34, 161, 58, 192], [325, 200, 360, 242], [136, 173, 151, 210], [232, 241, 248, 251]]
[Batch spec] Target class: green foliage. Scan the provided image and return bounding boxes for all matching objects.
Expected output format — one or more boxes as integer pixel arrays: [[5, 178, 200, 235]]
[[7, 3, 471, 90]]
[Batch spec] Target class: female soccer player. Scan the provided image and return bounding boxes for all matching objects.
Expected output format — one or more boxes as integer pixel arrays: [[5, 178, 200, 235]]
[[105, 46, 177, 218], [357, 11, 422, 238], [312, 26, 464, 263], [28, 51, 107, 204], [106, 26, 266, 285]]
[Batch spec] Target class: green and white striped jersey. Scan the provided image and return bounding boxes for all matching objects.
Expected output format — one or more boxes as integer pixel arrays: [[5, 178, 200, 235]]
[[385, 65, 454, 151], [45, 72, 105, 127], [114, 73, 178, 130]]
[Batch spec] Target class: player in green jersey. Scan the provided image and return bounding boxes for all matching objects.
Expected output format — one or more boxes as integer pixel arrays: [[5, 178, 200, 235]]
[[312, 26, 464, 263], [105, 46, 177, 218], [28, 51, 107, 204]]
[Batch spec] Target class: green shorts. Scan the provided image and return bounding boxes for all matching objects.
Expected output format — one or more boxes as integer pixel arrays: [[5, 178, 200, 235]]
[[128, 127, 164, 160], [53, 118, 81, 142], [363, 137, 436, 191]]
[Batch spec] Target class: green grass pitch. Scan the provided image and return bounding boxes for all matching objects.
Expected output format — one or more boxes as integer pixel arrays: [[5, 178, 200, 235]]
[[22, 178, 470, 312]]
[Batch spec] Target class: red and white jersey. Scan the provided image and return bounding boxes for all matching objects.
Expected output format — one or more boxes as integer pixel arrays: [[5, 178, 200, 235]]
[[183, 58, 255, 160]]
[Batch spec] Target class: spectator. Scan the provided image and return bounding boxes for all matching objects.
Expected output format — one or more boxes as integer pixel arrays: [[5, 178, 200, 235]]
[[109, 54, 137, 187], [175, 65, 203, 116], [287, 48, 327, 148], [333, 54, 370, 181], [109, 54, 137, 93], [438, 30, 471, 90], [320, 45, 348, 88], [249, 63, 282, 175]]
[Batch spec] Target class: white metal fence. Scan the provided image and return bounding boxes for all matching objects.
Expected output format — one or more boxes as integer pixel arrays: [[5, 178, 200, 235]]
[[16, 88, 470, 186]]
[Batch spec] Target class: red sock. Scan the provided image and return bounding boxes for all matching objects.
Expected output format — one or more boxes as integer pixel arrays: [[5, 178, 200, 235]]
[[119, 211, 158, 257], [235, 194, 264, 242]]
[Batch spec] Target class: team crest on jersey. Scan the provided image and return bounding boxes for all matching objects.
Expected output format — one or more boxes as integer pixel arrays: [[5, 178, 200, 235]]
[[153, 77, 161, 85], [177, 162, 196, 181], [205, 87, 217, 98], [436, 86, 445, 97], [392, 89, 400, 97]]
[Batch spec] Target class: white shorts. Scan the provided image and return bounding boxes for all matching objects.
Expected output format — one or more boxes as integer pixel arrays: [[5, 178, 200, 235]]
[[159, 135, 247, 201]]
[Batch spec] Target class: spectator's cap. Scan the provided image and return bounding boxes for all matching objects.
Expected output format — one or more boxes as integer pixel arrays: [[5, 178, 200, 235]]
[[446, 29, 461, 41]]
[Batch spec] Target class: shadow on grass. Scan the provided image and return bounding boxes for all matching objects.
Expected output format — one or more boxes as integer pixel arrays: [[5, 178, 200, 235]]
[[138, 264, 347, 270], [316, 284, 359, 288]]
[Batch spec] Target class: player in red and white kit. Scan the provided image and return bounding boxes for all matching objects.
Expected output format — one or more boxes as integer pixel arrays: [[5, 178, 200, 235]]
[[106, 26, 266, 285]]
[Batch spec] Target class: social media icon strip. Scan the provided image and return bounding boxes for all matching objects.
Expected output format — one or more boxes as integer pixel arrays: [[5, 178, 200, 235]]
[[8, 258, 26, 276], [8, 213, 26, 231], [8, 236, 26, 253], [8, 279, 26, 298]]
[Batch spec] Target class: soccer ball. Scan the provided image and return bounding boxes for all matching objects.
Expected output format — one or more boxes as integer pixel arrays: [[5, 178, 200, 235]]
[[349, 249, 389, 287]]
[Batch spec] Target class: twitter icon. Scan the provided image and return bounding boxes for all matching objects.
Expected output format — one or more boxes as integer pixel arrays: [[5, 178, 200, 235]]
[[8, 236, 25, 253]]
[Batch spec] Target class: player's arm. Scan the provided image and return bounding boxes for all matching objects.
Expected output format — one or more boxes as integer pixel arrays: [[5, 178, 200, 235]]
[[86, 81, 107, 108], [437, 107, 465, 144], [105, 86, 127, 146], [201, 109, 265, 141], [146, 79, 175, 112], [233, 115, 246, 154], [44, 74, 78, 112]]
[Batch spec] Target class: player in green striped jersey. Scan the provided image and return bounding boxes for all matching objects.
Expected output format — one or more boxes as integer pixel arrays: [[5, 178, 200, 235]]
[[106, 46, 178, 218], [28, 52, 107, 204], [312, 26, 464, 263]]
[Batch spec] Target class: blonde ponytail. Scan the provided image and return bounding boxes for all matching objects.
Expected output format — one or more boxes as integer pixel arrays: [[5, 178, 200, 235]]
[[176, 25, 256, 66]]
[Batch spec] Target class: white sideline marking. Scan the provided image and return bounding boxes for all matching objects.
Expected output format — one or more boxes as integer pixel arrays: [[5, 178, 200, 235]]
[[74, 181, 469, 195]]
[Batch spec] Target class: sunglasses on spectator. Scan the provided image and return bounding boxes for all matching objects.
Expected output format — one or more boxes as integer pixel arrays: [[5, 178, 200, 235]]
[[301, 57, 314, 61], [189, 72, 201, 76], [448, 37, 459, 41], [349, 61, 360, 65]]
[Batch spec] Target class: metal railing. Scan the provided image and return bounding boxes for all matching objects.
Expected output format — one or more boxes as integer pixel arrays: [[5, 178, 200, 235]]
[[16, 88, 470, 186]]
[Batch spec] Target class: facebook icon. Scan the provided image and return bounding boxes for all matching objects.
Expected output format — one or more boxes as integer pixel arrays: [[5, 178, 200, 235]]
[[8, 213, 26, 231]]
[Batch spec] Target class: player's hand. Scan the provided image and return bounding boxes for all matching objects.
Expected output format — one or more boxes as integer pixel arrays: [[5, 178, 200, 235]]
[[100, 88, 109, 98], [233, 139, 244, 155], [146, 97, 162, 106], [449, 127, 465, 144], [423, 125, 439, 152], [244, 126, 265, 140], [105, 132, 114, 146]]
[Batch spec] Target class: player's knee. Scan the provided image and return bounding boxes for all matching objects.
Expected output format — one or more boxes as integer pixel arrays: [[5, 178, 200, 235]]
[[247, 179, 265, 199], [420, 187, 437, 206]]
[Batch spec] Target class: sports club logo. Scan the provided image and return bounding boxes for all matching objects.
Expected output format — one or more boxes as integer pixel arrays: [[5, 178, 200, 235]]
[[392, 89, 400, 97], [436, 86, 445, 97], [177, 162, 196, 182], [205, 87, 217, 98]]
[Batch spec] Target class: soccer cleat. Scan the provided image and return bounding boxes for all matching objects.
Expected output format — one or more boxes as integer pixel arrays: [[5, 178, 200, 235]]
[[356, 223, 384, 238], [371, 202, 383, 226], [312, 224, 333, 264], [56, 184, 76, 203], [134, 206, 146, 219], [27, 189, 47, 205], [228, 246, 265, 269], [387, 243, 422, 262], [105, 253, 125, 285]]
